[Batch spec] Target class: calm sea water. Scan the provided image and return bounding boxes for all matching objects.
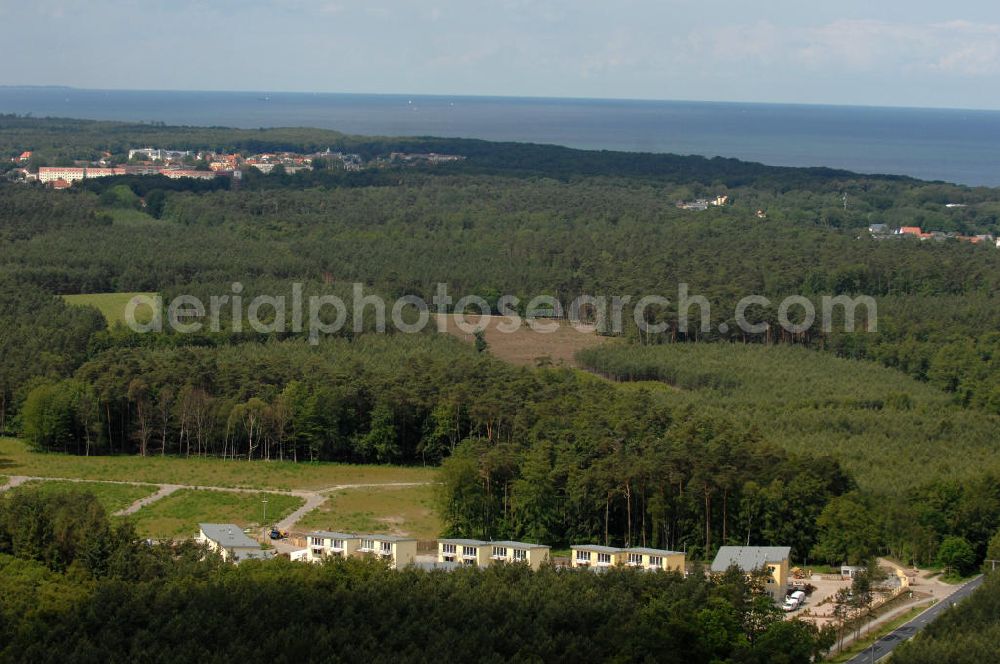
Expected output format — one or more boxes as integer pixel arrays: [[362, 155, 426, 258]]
[[2, 87, 1000, 186]]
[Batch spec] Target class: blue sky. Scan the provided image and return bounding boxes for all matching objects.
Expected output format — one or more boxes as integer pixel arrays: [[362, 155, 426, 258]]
[[4, 0, 1000, 109]]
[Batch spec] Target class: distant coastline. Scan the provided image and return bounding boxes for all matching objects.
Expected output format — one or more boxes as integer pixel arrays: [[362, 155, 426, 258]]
[[2, 87, 1000, 186]]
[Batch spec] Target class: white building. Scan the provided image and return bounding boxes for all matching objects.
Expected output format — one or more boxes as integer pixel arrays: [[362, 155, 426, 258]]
[[128, 148, 192, 161], [197, 523, 274, 563], [37, 166, 125, 183]]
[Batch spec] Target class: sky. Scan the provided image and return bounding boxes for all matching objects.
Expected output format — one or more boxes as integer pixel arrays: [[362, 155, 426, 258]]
[[3, 0, 1000, 109]]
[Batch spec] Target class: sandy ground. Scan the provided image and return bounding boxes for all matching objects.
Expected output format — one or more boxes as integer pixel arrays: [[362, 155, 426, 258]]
[[792, 558, 965, 655], [434, 313, 613, 367]]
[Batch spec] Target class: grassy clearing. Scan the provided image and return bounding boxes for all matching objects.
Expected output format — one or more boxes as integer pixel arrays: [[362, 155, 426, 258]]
[[297, 484, 441, 539], [5, 480, 156, 515], [0, 438, 438, 492], [435, 313, 615, 368], [921, 567, 978, 585], [577, 343, 1000, 490], [129, 489, 303, 540], [107, 209, 159, 226], [62, 292, 155, 327]]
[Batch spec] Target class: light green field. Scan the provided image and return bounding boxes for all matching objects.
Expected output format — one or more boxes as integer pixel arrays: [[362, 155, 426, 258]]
[[129, 489, 304, 540], [297, 484, 441, 540], [62, 292, 156, 327], [107, 209, 159, 226], [5, 480, 157, 515], [0, 438, 438, 492]]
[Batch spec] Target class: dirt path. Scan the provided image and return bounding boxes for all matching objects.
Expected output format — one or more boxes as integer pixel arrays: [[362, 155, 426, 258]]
[[116, 484, 182, 516], [0, 474, 435, 533], [0, 476, 31, 493]]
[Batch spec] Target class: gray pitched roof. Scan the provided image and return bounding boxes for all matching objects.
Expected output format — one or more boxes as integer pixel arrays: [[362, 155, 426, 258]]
[[626, 547, 683, 557], [711, 546, 791, 573], [438, 538, 489, 546], [199, 523, 260, 549], [489, 541, 550, 550], [572, 544, 624, 554], [357, 533, 416, 543]]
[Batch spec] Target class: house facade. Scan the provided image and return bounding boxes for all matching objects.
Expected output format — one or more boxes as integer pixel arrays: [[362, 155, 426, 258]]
[[437, 539, 552, 569], [571, 544, 625, 569], [305, 531, 361, 562], [571, 545, 684, 572], [487, 541, 551, 570], [710, 546, 791, 600], [621, 547, 686, 572], [438, 538, 491, 566], [357, 534, 417, 568]]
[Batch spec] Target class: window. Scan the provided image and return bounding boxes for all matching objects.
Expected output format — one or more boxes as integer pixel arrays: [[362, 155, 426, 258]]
[[513, 549, 527, 561], [493, 547, 508, 558], [597, 553, 612, 565], [575, 550, 591, 562], [380, 542, 392, 554], [360, 539, 375, 551], [649, 556, 663, 568], [310, 537, 325, 547], [462, 546, 477, 558], [311, 548, 324, 557], [627, 553, 643, 566], [332, 539, 344, 550], [442, 544, 456, 554]]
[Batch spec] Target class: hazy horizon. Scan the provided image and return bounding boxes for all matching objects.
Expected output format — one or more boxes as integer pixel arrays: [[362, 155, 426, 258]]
[[4, 2, 1000, 111], [4, 84, 1000, 115]]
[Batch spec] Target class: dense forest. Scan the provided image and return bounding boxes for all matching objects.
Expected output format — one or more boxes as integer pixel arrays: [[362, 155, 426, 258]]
[[2, 115, 1000, 572], [890, 572, 1000, 664], [0, 490, 835, 664]]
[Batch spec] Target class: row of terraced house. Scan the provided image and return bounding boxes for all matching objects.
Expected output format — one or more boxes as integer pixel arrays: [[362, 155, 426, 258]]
[[203, 525, 791, 601]]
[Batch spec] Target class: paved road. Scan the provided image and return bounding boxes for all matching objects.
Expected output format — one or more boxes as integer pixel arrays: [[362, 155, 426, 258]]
[[845, 574, 985, 663]]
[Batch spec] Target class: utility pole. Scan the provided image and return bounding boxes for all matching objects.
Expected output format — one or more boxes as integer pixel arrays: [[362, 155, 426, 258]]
[[262, 497, 268, 526]]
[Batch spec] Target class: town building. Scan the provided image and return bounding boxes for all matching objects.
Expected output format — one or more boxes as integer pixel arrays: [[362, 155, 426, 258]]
[[197, 523, 274, 563], [305, 531, 361, 562], [159, 169, 217, 180], [357, 534, 417, 568], [128, 147, 192, 161], [38, 166, 126, 183], [710, 546, 791, 600]]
